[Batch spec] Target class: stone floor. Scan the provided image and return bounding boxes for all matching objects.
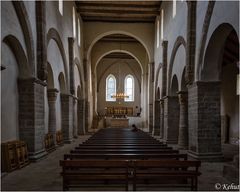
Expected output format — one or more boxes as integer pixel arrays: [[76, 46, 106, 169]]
[[1, 134, 239, 191]]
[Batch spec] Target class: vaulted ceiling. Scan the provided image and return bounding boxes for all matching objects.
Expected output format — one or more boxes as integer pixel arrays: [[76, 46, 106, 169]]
[[75, 1, 161, 23]]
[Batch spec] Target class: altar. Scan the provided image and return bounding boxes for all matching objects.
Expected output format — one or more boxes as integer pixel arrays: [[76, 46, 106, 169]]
[[110, 118, 129, 128]]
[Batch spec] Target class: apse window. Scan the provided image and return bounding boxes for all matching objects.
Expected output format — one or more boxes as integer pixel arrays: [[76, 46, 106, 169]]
[[59, 0, 63, 15], [173, 0, 176, 18], [161, 9, 164, 40], [72, 7, 76, 38], [157, 19, 160, 48], [124, 75, 134, 102], [78, 18, 81, 46], [106, 75, 116, 102]]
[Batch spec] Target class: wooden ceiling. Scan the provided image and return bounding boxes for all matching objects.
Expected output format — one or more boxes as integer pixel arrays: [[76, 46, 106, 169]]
[[75, 1, 162, 23], [103, 52, 134, 59], [99, 34, 139, 43]]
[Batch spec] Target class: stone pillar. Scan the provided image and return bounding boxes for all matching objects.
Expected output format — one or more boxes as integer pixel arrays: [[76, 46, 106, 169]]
[[163, 96, 179, 144], [148, 62, 154, 134], [160, 99, 164, 139], [186, 1, 196, 84], [153, 100, 160, 136], [47, 88, 58, 146], [60, 93, 73, 143], [36, 1, 47, 81], [161, 41, 168, 98], [188, 81, 223, 161], [177, 91, 188, 149], [68, 37, 75, 95], [72, 97, 78, 138], [85, 100, 89, 133], [78, 99, 85, 135], [18, 78, 47, 160]]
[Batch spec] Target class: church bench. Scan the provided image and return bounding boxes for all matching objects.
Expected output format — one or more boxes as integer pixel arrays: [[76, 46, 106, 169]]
[[132, 160, 201, 191], [64, 153, 188, 161], [75, 145, 171, 149], [75, 146, 173, 151], [83, 140, 161, 144], [80, 143, 167, 147], [60, 159, 129, 191], [70, 149, 179, 154]]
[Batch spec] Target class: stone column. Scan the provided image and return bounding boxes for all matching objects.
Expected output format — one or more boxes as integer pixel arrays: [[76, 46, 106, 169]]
[[68, 37, 75, 95], [72, 97, 78, 138], [18, 78, 47, 160], [36, 1, 47, 81], [185, 1, 196, 84], [160, 99, 164, 139], [188, 81, 223, 161], [47, 88, 58, 146], [163, 96, 179, 144], [78, 99, 85, 135], [161, 41, 168, 98], [85, 100, 89, 133], [177, 91, 188, 149], [60, 93, 73, 143], [148, 62, 154, 134], [153, 100, 160, 136]]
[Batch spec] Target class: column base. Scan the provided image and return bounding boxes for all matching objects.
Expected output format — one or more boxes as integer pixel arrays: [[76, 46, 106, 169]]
[[166, 138, 178, 144], [188, 150, 224, 162], [64, 139, 73, 144], [28, 149, 48, 162]]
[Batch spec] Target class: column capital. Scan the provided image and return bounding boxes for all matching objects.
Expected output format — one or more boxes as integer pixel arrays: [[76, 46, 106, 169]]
[[177, 91, 188, 105], [47, 88, 59, 101], [162, 40, 168, 47]]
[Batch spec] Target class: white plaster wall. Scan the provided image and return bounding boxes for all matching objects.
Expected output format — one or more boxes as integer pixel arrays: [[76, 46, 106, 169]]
[[1, 44, 19, 142]]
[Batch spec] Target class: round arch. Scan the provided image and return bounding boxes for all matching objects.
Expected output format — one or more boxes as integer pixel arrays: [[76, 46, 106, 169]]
[[170, 74, 179, 96], [201, 23, 239, 81], [58, 72, 67, 93], [168, 36, 186, 95], [87, 31, 150, 63], [47, 62, 54, 89], [95, 50, 144, 74], [47, 28, 68, 87], [74, 57, 85, 95], [3, 35, 31, 78], [12, 1, 35, 76]]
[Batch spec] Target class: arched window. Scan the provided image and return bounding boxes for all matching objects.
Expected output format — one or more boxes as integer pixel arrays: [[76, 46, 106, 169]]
[[161, 9, 164, 40], [59, 0, 63, 15], [78, 18, 81, 46], [72, 7, 76, 38], [106, 74, 116, 101], [124, 75, 134, 102], [156, 19, 160, 48]]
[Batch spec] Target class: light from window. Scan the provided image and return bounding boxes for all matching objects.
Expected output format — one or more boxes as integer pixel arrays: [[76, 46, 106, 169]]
[[157, 19, 160, 48], [73, 7, 76, 38], [78, 19, 81, 46], [59, 0, 63, 15], [173, 0, 176, 18], [106, 75, 116, 101], [161, 9, 164, 40], [124, 75, 134, 102]]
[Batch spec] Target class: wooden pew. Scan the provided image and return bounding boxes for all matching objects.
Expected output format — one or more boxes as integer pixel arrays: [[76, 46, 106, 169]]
[[64, 153, 188, 161], [60, 159, 129, 191], [75, 145, 171, 149], [70, 149, 179, 154], [132, 160, 201, 191]]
